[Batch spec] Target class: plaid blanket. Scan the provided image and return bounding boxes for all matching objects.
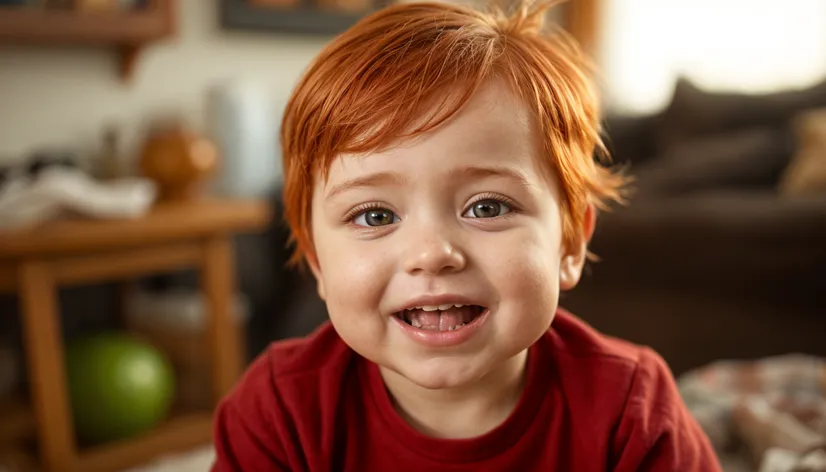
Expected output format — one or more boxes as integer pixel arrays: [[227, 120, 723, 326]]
[[678, 354, 826, 472]]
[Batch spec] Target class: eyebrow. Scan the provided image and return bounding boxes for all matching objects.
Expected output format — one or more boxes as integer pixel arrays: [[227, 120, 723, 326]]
[[448, 165, 534, 189], [324, 165, 534, 201], [324, 171, 408, 200]]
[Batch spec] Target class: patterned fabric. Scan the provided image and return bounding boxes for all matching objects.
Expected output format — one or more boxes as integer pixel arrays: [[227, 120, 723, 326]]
[[679, 354, 826, 471]]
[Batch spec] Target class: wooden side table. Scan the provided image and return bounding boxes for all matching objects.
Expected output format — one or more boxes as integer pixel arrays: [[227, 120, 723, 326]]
[[0, 198, 271, 472]]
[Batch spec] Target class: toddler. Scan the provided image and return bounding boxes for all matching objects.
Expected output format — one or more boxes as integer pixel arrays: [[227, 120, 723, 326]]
[[211, 1, 722, 470]]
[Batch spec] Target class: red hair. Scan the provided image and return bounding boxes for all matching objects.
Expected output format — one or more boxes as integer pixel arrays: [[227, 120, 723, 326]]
[[281, 0, 627, 266]]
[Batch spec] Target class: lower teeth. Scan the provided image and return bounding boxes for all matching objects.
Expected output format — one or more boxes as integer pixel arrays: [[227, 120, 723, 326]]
[[400, 306, 482, 331], [404, 319, 467, 330], [419, 324, 464, 331]]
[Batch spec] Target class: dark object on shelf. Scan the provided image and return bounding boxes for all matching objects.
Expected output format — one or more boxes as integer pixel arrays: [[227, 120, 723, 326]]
[[219, 0, 388, 36], [0, 0, 177, 82], [0, 0, 30, 7], [25, 151, 79, 180], [44, 0, 74, 8]]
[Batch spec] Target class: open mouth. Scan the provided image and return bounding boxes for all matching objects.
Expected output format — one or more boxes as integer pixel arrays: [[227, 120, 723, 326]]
[[395, 304, 486, 332]]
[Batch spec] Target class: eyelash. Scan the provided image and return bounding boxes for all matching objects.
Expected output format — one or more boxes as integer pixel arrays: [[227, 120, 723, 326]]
[[465, 192, 520, 218], [342, 193, 520, 225], [342, 202, 389, 223]]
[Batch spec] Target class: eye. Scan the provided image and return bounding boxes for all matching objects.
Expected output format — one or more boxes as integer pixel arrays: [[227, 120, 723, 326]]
[[463, 199, 512, 218], [353, 208, 400, 227]]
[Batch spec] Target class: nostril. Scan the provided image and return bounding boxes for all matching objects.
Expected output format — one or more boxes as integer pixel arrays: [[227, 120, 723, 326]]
[[404, 243, 466, 275]]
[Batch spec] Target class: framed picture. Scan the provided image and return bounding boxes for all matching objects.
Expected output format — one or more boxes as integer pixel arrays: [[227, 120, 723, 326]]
[[219, 0, 602, 53], [219, 0, 391, 36]]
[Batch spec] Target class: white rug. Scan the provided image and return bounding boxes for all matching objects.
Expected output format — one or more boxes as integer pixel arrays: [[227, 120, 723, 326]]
[[1, 446, 753, 472], [125, 446, 215, 472]]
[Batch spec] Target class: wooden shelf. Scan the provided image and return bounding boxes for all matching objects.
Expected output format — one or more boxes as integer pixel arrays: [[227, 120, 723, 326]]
[[0, 401, 213, 472], [77, 412, 213, 472], [0, 9, 170, 45], [0, 198, 272, 260], [0, 197, 260, 471], [0, 1, 177, 82]]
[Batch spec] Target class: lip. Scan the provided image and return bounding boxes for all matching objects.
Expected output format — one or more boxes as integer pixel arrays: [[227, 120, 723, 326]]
[[392, 307, 489, 347], [391, 294, 490, 347]]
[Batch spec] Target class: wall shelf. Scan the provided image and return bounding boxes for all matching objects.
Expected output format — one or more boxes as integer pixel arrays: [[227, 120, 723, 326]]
[[0, 0, 177, 82]]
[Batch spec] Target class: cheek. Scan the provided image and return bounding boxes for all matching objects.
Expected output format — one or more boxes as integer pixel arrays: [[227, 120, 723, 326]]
[[318, 247, 401, 365], [499, 245, 559, 299], [315, 236, 391, 319], [310, 192, 390, 326], [325, 256, 376, 308], [485, 227, 562, 313]]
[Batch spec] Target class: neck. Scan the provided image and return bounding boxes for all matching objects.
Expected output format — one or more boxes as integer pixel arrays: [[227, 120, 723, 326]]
[[379, 350, 529, 439]]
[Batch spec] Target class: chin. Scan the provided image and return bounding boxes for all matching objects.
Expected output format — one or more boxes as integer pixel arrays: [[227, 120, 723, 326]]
[[393, 358, 487, 390]]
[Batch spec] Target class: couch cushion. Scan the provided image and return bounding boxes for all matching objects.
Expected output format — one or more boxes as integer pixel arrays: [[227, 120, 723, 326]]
[[600, 113, 662, 166], [632, 127, 794, 197], [588, 191, 826, 295], [657, 77, 826, 149]]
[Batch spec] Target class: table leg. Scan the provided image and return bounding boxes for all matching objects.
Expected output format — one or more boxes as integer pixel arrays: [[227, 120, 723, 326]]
[[18, 261, 75, 472], [202, 236, 244, 405], [115, 281, 137, 329]]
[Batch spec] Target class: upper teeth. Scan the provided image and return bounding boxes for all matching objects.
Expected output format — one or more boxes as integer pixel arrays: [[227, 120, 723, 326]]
[[412, 304, 464, 312]]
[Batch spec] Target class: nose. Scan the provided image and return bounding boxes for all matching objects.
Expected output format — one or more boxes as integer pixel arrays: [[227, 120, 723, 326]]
[[403, 233, 467, 275]]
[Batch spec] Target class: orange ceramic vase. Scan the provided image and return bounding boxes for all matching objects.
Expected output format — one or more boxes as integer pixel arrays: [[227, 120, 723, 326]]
[[139, 124, 219, 202]]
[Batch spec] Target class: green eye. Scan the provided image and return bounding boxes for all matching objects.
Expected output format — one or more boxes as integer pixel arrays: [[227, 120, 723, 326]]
[[464, 199, 511, 218], [354, 208, 399, 227]]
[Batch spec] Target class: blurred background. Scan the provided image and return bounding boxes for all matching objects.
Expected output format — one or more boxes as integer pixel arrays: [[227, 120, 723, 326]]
[[0, 0, 825, 471]]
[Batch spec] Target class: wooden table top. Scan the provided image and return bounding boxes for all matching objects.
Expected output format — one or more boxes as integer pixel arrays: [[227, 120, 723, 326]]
[[0, 198, 272, 259]]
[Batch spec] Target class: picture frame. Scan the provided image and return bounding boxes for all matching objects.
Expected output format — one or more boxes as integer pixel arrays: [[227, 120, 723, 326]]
[[219, 0, 602, 54], [219, 0, 390, 36]]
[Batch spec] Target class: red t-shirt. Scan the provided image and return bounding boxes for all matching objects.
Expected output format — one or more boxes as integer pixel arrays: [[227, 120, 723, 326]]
[[211, 309, 722, 471]]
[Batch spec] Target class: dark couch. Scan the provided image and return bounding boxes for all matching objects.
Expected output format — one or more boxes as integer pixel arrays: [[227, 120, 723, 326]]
[[253, 77, 826, 378], [561, 78, 826, 376]]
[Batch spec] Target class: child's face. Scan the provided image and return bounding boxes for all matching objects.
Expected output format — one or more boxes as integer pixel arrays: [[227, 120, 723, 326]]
[[309, 79, 589, 390]]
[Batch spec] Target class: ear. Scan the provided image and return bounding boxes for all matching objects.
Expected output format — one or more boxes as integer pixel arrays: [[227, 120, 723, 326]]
[[559, 204, 597, 291], [306, 253, 327, 301]]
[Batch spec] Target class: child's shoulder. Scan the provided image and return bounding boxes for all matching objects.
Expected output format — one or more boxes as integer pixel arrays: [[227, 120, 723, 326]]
[[550, 307, 651, 364], [546, 309, 720, 470], [255, 321, 353, 385], [265, 321, 352, 377], [224, 322, 353, 405], [548, 308, 686, 430]]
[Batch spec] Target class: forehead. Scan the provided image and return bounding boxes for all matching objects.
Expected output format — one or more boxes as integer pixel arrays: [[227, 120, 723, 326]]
[[319, 80, 546, 188]]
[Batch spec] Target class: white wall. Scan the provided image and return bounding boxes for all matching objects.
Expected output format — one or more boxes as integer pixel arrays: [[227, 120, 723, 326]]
[[0, 0, 330, 167], [599, 0, 826, 115]]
